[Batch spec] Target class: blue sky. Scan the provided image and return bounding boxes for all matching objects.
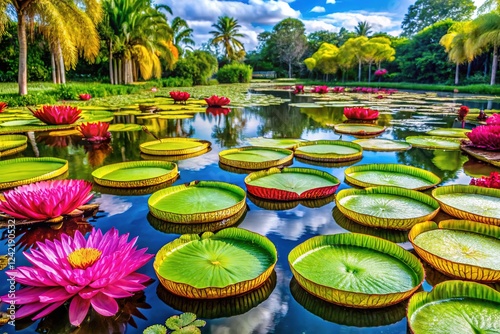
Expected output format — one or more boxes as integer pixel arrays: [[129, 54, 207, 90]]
[[158, 0, 486, 51]]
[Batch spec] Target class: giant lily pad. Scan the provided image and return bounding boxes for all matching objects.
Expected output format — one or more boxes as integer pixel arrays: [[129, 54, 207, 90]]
[[247, 193, 335, 211], [290, 278, 407, 327], [154, 228, 277, 299], [426, 128, 471, 138], [344, 164, 441, 190], [333, 124, 386, 136], [245, 137, 306, 149], [461, 144, 500, 167], [219, 147, 294, 170], [92, 161, 178, 188], [409, 220, 500, 282], [108, 123, 143, 132], [407, 281, 500, 334], [244, 167, 340, 200], [353, 138, 411, 151], [294, 140, 362, 162], [148, 181, 246, 223], [335, 186, 440, 230], [157, 270, 276, 319], [431, 185, 500, 226], [288, 233, 424, 308], [140, 138, 211, 156], [405, 136, 462, 150], [0, 157, 68, 190], [0, 134, 28, 157]]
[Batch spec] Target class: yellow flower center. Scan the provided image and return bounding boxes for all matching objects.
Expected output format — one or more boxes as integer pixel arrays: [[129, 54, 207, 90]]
[[67, 247, 102, 270]]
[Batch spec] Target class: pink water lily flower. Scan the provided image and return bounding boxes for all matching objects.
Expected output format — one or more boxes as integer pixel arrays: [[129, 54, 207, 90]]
[[79, 94, 92, 101], [30, 105, 82, 125], [77, 122, 111, 143], [465, 125, 500, 151], [205, 95, 230, 107], [344, 107, 379, 120], [486, 113, 500, 126], [0, 180, 93, 220], [0, 102, 7, 113], [1, 228, 153, 326]]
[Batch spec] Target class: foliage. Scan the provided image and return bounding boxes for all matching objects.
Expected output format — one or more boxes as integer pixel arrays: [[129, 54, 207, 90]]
[[210, 16, 245, 61], [304, 43, 339, 75], [170, 50, 218, 85], [469, 11, 500, 85], [401, 0, 476, 37], [171, 17, 195, 58], [143, 313, 206, 334], [355, 21, 373, 37], [217, 62, 253, 83], [307, 30, 341, 54]]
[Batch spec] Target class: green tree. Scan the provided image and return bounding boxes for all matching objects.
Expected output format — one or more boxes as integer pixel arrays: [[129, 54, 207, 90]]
[[364, 37, 395, 82], [171, 17, 195, 58], [342, 36, 369, 81], [209, 16, 245, 61], [469, 11, 500, 85], [355, 21, 373, 37], [270, 18, 308, 78], [440, 21, 474, 84], [401, 0, 476, 37], [303, 43, 339, 80], [0, 0, 102, 95], [337, 44, 357, 82], [307, 30, 340, 53], [171, 50, 217, 85]]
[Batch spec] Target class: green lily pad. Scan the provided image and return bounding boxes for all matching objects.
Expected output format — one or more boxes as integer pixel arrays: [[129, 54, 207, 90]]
[[294, 140, 362, 162], [405, 136, 462, 150], [408, 281, 500, 334], [0, 119, 40, 127], [154, 228, 277, 298], [289, 233, 424, 308], [334, 124, 386, 136], [0, 157, 68, 189], [245, 137, 306, 149], [219, 147, 293, 170], [352, 138, 412, 151], [108, 123, 143, 132], [140, 138, 211, 156], [426, 128, 471, 138], [0, 135, 28, 151], [148, 181, 246, 223], [344, 164, 441, 190]]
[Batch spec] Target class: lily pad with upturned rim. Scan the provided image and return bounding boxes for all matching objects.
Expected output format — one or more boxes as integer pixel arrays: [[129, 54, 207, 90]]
[[426, 128, 471, 138], [245, 137, 306, 149], [409, 220, 500, 282], [247, 193, 335, 211], [154, 227, 277, 299], [108, 123, 143, 132], [461, 144, 500, 168], [0, 157, 68, 190], [431, 185, 500, 226], [294, 140, 362, 162], [0, 135, 28, 151], [333, 124, 386, 136], [92, 161, 178, 188], [353, 138, 412, 152], [148, 181, 246, 223], [219, 146, 294, 170], [344, 164, 441, 190], [288, 233, 424, 308], [405, 136, 462, 150], [407, 280, 500, 334], [335, 186, 440, 230], [140, 138, 212, 156], [245, 167, 340, 201]]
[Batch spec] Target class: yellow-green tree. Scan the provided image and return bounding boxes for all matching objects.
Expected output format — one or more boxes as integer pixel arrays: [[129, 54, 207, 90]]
[[342, 36, 369, 81], [440, 21, 474, 85], [337, 44, 357, 82], [363, 37, 395, 82], [303, 43, 339, 80], [469, 11, 500, 85]]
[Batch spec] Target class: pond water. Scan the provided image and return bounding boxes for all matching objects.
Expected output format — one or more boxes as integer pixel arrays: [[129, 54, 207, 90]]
[[2, 86, 500, 334]]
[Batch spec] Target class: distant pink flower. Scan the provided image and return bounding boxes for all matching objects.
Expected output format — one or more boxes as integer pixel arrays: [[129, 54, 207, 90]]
[[458, 105, 470, 122], [79, 94, 92, 101], [374, 69, 388, 77], [311, 86, 329, 94], [0, 102, 7, 113], [77, 122, 111, 143], [151, 87, 158, 93], [375, 94, 385, 99], [486, 113, 500, 126], [205, 95, 230, 107], [169, 91, 190, 104], [470, 172, 500, 189], [332, 86, 345, 93], [30, 105, 81, 125], [478, 110, 488, 121], [344, 107, 379, 120], [1, 228, 153, 326], [293, 85, 305, 94], [465, 125, 500, 151], [0, 180, 93, 220]]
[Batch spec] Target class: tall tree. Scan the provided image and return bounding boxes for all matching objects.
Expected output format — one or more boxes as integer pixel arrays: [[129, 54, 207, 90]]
[[342, 36, 369, 81], [209, 15, 245, 61], [270, 18, 308, 78], [440, 21, 474, 84], [0, 0, 102, 94], [469, 12, 500, 85], [171, 17, 194, 57], [303, 43, 339, 80], [401, 0, 476, 37], [307, 30, 340, 54], [355, 21, 373, 37], [363, 37, 395, 82]]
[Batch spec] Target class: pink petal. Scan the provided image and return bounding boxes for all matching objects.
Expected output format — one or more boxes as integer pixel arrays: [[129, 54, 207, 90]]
[[69, 295, 91, 326], [90, 293, 119, 317]]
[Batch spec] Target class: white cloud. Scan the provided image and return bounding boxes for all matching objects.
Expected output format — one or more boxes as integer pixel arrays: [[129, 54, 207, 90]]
[[302, 19, 339, 33], [311, 6, 326, 13], [326, 0, 336, 3]]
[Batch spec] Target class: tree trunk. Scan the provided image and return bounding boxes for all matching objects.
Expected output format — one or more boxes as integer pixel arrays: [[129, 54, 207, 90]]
[[58, 43, 66, 84], [455, 62, 459, 85], [368, 62, 372, 83], [467, 62, 471, 79], [109, 40, 114, 85], [358, 60, 362, 82], [51, 51, 57, 84], [288, 61, 292, 78], [17, 10, 28, 95], [118, 58, 122, 84], [490, 44, 498, 85]]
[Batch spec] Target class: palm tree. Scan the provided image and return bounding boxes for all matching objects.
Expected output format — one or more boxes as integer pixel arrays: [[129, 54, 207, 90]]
[[209, 15, 245, 60], [355, 21, 373, 37], [440, 21, 474, 85], [0, 0, 102, 94], [469, 12, 500, 85], [171, 17, 195, 57]]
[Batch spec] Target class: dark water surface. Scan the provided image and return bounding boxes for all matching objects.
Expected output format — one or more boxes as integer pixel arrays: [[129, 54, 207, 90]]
[[2, 89, 500, 334]]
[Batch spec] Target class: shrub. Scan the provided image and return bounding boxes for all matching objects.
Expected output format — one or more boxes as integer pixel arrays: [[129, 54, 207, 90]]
[[217, 63, 253, 83], [170, 51, 218, 85]]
